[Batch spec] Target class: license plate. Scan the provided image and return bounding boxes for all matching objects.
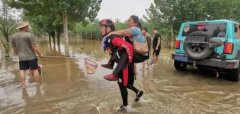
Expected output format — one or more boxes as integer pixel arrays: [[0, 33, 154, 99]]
[[174, 55, 188, 62], [188, 36, 205, 43]]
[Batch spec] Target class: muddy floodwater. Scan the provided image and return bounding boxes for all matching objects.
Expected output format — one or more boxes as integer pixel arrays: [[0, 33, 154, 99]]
[[0, 39, 240, 114]]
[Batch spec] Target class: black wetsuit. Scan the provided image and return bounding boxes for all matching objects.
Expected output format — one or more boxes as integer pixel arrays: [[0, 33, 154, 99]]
[[106, 35, 140, 106], [107, 35, 149, 77], [152, 33, 161, 56], [114, 51, 139, 106]]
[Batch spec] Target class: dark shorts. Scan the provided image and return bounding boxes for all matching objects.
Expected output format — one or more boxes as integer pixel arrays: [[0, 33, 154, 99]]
[[19, 58, 38, 70], [153, 49, 160, 56], [133, 52, 149, 63]]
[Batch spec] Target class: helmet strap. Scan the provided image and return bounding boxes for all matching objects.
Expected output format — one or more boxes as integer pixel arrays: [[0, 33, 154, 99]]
[[105, 26, 108, 35], [105, 26, 112, 34], [101, 25, 112, 38], [101, 26, 109, 38]]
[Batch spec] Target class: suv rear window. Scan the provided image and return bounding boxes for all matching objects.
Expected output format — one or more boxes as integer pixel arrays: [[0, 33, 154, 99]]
[[182, 23, 227, 38]]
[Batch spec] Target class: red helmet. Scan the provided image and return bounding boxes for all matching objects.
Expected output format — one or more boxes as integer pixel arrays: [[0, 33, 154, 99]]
[[99, 19, 115, 31]]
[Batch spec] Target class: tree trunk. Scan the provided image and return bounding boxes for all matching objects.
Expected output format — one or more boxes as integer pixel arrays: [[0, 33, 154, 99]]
[[48, 33, 52, 44], [57, 30, 61, 45], [4, 34, 9, 42], [3, 27, 9, 42], [51, 31, 56, 45], [2, 41, 10, 57], [2, 30, 10, 57], [171, 24, 174, 49], [63, 10, 69, 56]]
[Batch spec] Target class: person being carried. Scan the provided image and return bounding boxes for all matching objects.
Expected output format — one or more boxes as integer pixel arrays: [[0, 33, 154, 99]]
[[10, 21, 43, 88], [101, 15, 149, 76], [100, 19, 144, 112]]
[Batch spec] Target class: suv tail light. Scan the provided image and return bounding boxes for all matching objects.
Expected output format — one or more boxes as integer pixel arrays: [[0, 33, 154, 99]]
[[224, 42, 234, 54], [175, 40, 180, 49]]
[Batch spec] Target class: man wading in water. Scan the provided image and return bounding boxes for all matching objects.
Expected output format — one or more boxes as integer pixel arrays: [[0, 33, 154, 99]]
[[10, 21, 43, 88], [152, 28, 161, 65]]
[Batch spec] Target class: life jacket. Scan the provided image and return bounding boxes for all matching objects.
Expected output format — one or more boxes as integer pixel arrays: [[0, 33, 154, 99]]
[[103, 34, 133, 86], [103, 34, 149, 63], [108, 34, 132, 52]]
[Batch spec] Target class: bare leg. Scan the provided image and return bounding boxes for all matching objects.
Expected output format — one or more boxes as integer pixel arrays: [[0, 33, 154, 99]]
[[142, 61, 145, 69], [20, 70, 27, 88], [153, 55, 156, 64], [32, 69, 41, 85], [155, 55, 159, 64], [147, 59, 149, 68], [29, 70, 34, 82]]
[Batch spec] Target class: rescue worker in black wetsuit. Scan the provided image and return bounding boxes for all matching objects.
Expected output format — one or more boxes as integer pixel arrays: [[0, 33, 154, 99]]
[[99, 19, 144, 112], [101, 15, 149, 77]]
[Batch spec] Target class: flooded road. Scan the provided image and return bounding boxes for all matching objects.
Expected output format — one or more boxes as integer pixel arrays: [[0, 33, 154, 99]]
[[0, 39, 240, 114]]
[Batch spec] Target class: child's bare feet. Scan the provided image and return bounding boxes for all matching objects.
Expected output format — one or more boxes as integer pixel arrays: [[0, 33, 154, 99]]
[[22, 84, 26, 89], [34, 82, 41, 86]]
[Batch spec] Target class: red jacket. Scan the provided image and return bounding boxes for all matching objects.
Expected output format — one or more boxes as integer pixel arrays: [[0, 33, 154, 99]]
[[111, 37, 133, 63]]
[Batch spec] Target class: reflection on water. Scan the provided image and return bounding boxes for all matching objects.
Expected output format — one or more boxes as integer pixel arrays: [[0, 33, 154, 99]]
[[0, 39, 240, 114]]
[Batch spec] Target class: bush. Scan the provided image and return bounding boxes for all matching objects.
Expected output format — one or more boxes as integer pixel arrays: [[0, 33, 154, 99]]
[[0, 38, 10, 57]]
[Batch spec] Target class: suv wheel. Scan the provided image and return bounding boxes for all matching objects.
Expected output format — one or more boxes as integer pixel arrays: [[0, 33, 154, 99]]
[[184, 31, 223, 60], [174, 60, 187, 71], [225, 68, 240, 82]]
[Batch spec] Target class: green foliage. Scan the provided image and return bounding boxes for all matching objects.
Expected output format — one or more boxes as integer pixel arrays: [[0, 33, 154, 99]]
[[7, 0, 102, 35], [0, 0, 18, 56], [0, 0, 17, 42], [0, 38, 10, 54], [115, 20, 128, 30], [0, 18, 16, 42], [72, 20, 100, 39], [146, 0, 240, 35], [72, 19, 129, 40], [72, 19, 159, 40], [0, 18, 16, 55]]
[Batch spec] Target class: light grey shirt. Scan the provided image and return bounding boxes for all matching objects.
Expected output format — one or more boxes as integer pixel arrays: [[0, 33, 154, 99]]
[[10, 31, 37, 61]]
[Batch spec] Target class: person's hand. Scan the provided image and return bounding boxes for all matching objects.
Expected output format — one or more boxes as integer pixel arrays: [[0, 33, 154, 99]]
[[155, 47, 158, 50], [38, 54, 44, 58], [106, 48, 112, 54], [107, 31, 118, 37]]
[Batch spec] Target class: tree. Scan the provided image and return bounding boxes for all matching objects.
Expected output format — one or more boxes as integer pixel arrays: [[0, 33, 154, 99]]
[[0, 19, 15, 57], [115, 20, 128, 30], [147, 0, 240, 31], [7, 0, 102, 44], [23, 13, 63, 45], [73, 19, 101, 40], [146, 0, 240, 47], [0, 0, 18, 56]]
